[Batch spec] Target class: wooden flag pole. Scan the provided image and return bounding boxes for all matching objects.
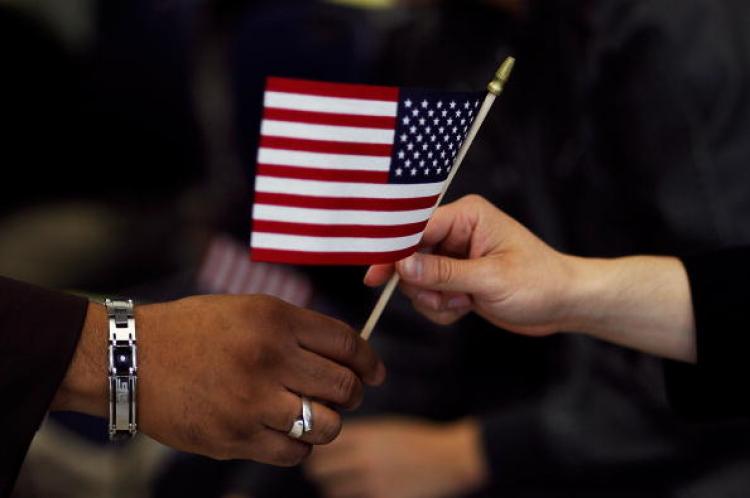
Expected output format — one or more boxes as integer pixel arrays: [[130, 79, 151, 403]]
[[361, 57, 516, 341]]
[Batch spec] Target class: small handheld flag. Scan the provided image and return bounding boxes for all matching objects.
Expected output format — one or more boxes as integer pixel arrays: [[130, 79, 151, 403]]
[[361, 57, 516, 340], [250, 77, 484, 265], [246, 57, 516, 342]]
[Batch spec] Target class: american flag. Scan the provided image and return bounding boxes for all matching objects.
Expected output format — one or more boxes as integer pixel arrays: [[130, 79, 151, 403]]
[[250, 77, 483, 265]]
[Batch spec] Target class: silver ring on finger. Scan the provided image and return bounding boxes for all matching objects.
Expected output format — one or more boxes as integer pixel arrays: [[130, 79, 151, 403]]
[[287, 418, 304, 439], [287, 396, 314, 439], [301, 396, 313, 433]]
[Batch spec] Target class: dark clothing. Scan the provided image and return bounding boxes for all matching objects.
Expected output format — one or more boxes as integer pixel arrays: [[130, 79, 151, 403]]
[[666, 248, 750, 418], [0, 278, 88, 497]]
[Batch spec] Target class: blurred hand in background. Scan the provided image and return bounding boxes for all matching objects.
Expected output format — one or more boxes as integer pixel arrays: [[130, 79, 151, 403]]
[[304, 417, 488, 498]]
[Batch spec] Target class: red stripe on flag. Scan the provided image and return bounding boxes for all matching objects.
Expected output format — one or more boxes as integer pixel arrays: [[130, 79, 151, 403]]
[[260, 136, 393, 157], [263, 108, 396, 129], [252, 220, 427, 238], [253, 192, 437, 211], [250, 246, 417, 266], [257, 165, 389, 183], [266, 77, 399, 102]]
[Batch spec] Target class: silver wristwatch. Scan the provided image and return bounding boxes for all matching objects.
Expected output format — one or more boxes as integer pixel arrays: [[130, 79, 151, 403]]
[[105, 298, 138, 440]]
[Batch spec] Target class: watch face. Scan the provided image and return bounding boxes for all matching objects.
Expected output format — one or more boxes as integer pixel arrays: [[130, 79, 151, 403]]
[[113, 346, 133, 373]]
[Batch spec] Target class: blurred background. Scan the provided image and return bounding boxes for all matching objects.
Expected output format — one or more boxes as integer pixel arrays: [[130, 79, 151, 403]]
[[3, 0, 750, 497]]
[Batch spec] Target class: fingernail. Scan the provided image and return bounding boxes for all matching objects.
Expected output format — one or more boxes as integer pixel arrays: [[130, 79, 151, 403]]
[[399, 255, 422, 281], [447, 295, 471, 309]]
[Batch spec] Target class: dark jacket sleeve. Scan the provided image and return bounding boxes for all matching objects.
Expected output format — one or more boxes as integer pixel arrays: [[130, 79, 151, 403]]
[[663, 248, 750, 418], [0, 277, 88, 497]]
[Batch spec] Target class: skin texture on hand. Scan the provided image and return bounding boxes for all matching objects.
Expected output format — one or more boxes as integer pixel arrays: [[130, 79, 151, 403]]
[[365, 194, 697, 363], [304, 417, 488, 498], [51, 295, 386, 466]]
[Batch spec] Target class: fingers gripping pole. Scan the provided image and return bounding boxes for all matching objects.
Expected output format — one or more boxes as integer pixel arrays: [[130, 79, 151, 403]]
[[360, 57, 516, 340]]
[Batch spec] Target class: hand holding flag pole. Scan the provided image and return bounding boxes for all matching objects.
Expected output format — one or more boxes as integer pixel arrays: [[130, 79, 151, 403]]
[[361, 56, 516, 340]]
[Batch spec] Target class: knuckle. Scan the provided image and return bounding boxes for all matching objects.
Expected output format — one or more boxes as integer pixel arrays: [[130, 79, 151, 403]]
[[461, 194, 484, 206], [436, 257, 454, 283], [335, 370, 359, 404], [336, 330, 359, 361], [462, 193, 484, 207]]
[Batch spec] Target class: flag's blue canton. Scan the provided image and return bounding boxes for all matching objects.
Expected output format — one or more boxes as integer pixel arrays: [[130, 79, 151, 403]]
[[388, 89, 484, 184]]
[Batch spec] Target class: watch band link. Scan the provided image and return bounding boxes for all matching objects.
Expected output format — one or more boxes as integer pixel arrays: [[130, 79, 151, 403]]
[[106, 298, 138, 440]]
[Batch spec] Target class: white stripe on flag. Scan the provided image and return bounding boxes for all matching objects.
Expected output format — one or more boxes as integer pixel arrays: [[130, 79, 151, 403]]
[[252, 204, 433, 225], [251, 232, 422, 253], [258, 148, 391, 172], [255, 176, 444, 199], [264, 91, 398, 117], [261, 120, 395, 144]]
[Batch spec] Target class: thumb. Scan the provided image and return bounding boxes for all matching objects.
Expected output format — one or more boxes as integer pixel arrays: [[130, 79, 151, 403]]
[[396, 253, 480, 293]]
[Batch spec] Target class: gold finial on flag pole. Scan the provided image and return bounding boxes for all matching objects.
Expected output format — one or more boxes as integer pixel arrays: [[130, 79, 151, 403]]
[[487, 56, 516, 96], [361, 56, 516, 341]]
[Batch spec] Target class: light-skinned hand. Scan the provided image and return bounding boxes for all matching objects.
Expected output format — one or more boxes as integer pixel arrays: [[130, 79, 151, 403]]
[[365, 195, 696, 362], [365, 194, 576, 335]]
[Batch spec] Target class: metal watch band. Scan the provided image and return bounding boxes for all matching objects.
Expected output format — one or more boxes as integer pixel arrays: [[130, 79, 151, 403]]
[[106, 298, 138, 440]]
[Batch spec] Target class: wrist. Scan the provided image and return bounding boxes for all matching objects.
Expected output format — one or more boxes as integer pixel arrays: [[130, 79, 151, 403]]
[[51, 301, 108, 417], [556, 255, 696, 362], [444, 419, 489, 494], [550, 254, 604, 334], [558, 254, 636, 338]]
